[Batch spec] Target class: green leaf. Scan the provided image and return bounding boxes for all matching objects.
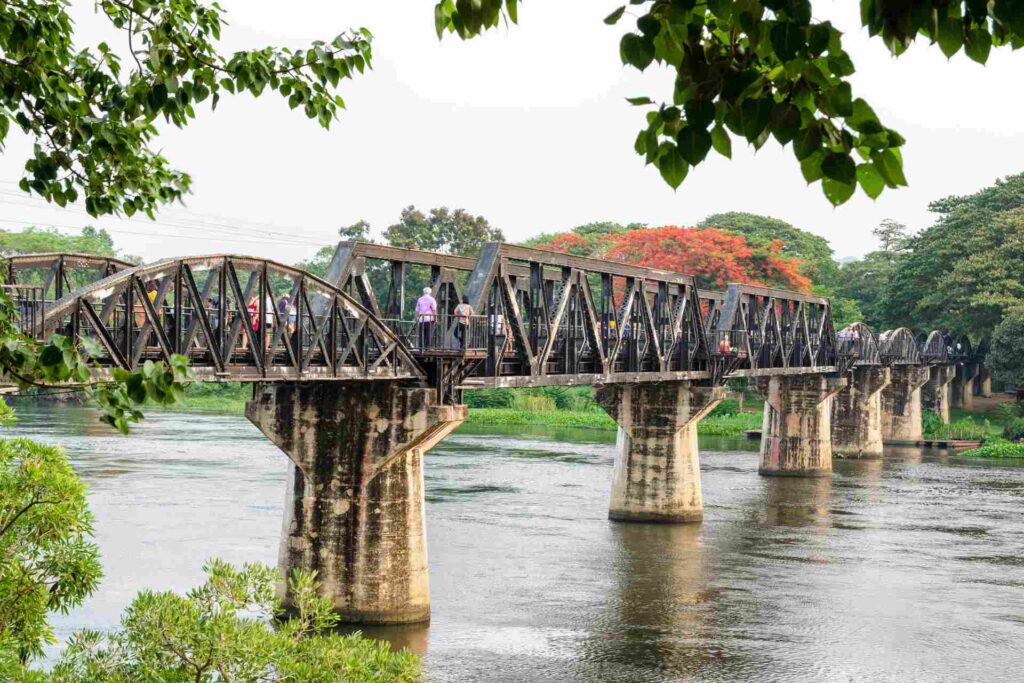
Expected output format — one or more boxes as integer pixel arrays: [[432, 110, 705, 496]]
[[683, 99, 716, 129], [620, 34, 655, 71], [822, 152, 856, 185], [626, 96, 653, 105], [604, 6, 626, 25], [848, 98, 884, 134], [677, 127, 713, 165], [637, 15, 661, 38], [828, 82, 853, 118], [822, 177, 856, 205], [871, 149, 908, 187], [856, 162, 885, 199], [711, 125, 732, 158], [793, 125, 822, 160], [800, 151, 824, 183], [768, 103, 801, 144], [937, 17, 964, 57], [965, 27, 992, 63], [739, 97, 773, 142], [656, 143, 689, 189], [770, 21, 807, 61], [808, 23, 831, 56]]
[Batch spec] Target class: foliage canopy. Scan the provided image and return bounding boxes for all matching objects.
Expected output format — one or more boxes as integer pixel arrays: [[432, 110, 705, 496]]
[[436, 1, 1024, 204], [1, 0, 372, 218]]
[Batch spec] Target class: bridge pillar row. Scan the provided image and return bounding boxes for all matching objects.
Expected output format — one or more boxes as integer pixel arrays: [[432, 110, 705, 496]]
[[832, 367, 891, 460], [974, 368, 992, 398], [757, 375, 846, 477], [881, 366, 931, 442], [951, 364, 979, 410], [922, 365, 956, 424], [594, 381, 725, 524], [246, 381, 466, 624]]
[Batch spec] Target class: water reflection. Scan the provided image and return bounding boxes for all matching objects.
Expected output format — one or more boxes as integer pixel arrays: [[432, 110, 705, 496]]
[[761, 475, 832, 528], [577, 524, 729, 680]]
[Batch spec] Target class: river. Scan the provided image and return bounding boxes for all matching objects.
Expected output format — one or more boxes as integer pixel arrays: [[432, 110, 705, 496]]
[[7, 404, 1024, 682]]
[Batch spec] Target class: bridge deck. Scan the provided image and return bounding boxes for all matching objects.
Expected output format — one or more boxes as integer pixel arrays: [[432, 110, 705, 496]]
[[4, 245, 975, 397]]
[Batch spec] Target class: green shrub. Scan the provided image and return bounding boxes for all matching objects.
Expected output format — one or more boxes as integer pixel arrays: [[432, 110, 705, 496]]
[[463, 388, 514, 409], [710, 398, 740, 417], [923, 415, 992, 440], [512, 394, 558, 412], [993, 403, 1024, 423], [961, 441, 1024, 458], [1004, 417, 1024, 442]]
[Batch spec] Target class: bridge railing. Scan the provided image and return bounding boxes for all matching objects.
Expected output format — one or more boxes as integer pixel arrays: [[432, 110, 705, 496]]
[[2, 284, 46, 336], [382, 314, 489, 353]]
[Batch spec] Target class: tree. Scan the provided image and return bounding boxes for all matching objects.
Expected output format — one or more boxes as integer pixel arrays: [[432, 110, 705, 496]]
[[526, 221, 645, 257], [0, 227, 118, 257], [988, 309, 1024, 406], [437, 1, 1024, 204], [834, 251, 898, 330], [886, 173, 1024, 337], [2, 1, 372, 218], [384, 205, 504, 256], [873, 219, 910, 257], [338, 220, 372, 242], [0, 439, 101, 674], [699, 212, 838, 286], [48, 560, 419, 683], [604, 225, 811, 290]]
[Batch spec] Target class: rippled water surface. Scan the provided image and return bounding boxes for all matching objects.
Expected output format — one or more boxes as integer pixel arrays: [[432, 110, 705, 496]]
[[8, 405, 1024, 682]]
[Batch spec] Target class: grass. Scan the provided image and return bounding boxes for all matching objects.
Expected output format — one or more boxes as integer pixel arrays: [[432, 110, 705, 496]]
[[464, 406, 761, 434], [960, 441, 1024, 459], [162, 383, 762, 436]]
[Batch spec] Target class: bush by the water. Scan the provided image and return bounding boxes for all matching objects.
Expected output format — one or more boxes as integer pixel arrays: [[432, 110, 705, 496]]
[[1003, 417, 1024, 442], [961, 441, 1024, 458], [709, 398, 740, 417], [922, 413, 992, 440], [464, 386, 600, 412]]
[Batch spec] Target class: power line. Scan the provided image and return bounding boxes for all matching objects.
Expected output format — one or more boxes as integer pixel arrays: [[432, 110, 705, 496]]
[[0, 183, 340, 246]]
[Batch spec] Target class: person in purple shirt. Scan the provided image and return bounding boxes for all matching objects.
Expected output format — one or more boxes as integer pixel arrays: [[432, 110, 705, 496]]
[[415, 286, 437, 349]]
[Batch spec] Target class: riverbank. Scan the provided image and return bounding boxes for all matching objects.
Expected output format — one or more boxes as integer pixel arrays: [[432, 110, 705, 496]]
[[463, 407, 761, 434], [155, 385, 764, 435]]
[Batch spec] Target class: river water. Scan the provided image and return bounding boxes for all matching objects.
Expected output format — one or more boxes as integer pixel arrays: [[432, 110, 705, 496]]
[[7, 404, 1024, 682]]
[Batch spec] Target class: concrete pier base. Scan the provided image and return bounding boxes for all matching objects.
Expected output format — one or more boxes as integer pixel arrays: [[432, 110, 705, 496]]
[[595, 382, 724, 523], [951, 364, 978, 411], [758, 375, 846, 477], [832, 367, 891, 459], [922, 365, 955, 424], [246, 381, 466, 624], [881, 366, 930, 441], [975, 373, 992, 398]]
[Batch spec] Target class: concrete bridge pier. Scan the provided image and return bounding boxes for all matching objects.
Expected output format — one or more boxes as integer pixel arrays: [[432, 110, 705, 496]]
[[974, 369, 992, 398], [881, 366, 931, 441], [595, 382, 725, 523], [832, 367, 891, 459], [758, 375, 847, 477], [922, 365, 955, 423], [951, 364, 978, 410], [246, 381, 466, 624]]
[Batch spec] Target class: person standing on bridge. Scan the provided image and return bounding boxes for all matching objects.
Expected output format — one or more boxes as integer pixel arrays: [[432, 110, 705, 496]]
[[416, 286, 437, 349], [453, 295, 473, 349]]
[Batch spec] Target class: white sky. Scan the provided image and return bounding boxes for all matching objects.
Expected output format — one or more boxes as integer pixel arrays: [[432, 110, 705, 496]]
[[1, 1, 1022, 264]]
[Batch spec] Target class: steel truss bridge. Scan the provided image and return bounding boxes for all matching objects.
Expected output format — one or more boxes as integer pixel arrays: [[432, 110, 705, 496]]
[[2, 245, 985, 399]]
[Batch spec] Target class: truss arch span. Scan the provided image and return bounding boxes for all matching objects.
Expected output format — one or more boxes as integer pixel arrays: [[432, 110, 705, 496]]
[[40, 255, 424, 383], [836, 322, 881, 371], [879, 327, 920, 365]]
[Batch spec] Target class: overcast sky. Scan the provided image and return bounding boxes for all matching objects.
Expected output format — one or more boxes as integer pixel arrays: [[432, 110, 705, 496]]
[[1, 1, 1022, 264]]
